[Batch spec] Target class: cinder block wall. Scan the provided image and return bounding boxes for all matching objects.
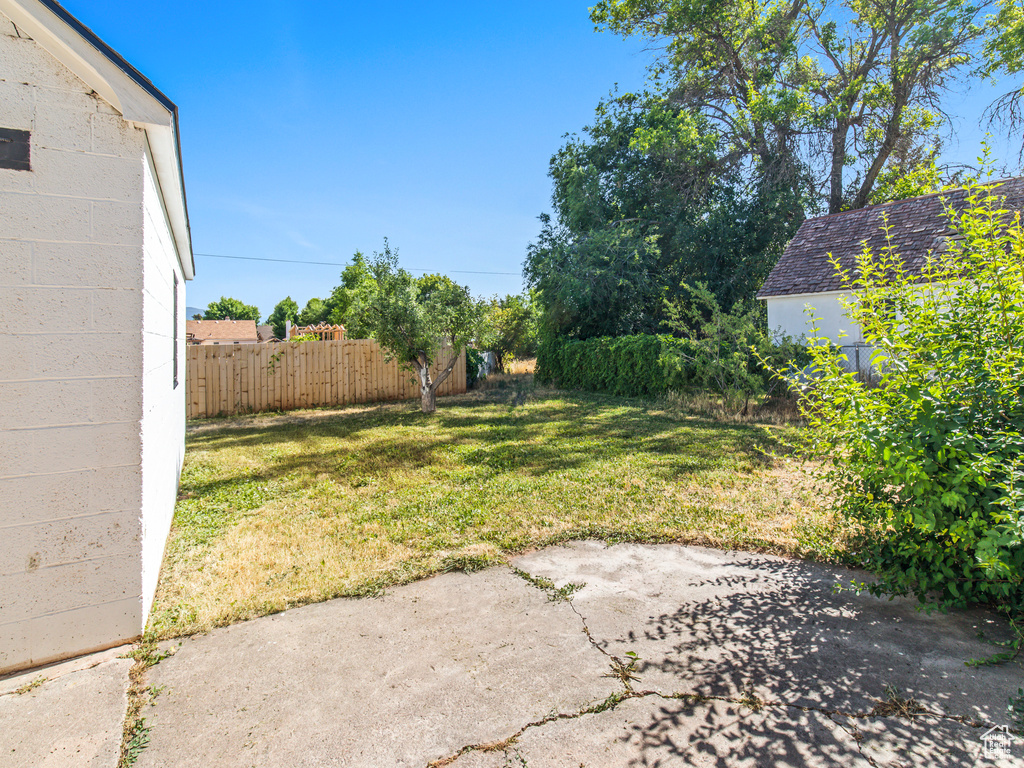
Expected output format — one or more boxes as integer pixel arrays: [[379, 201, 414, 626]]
[[0, 12, 151, 674]]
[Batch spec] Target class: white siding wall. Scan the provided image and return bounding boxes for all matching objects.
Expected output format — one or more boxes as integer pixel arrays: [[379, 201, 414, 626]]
[[766, 290, 863, 345], [0, 14, 159, 674], [140, 148, 185, 619]]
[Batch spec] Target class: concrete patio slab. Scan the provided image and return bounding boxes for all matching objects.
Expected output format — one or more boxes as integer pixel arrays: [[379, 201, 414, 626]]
[[131, 543, 1023, 767], [0, 651, 131, 768], [453, 696, 1018, 768], [513, 542, 1022, 721], [137, 566, 617, 768]]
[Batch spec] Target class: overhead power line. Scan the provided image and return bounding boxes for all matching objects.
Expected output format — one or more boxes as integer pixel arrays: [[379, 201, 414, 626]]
[[193, 252, 521, 276]]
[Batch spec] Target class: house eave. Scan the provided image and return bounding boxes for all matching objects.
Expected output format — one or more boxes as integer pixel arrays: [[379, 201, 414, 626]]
[[0, 0, 195, 280], [758, 288, 851, 301]]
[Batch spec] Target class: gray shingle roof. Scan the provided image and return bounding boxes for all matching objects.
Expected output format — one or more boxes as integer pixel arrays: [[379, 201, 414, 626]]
[[757, 177, 1024, 298]]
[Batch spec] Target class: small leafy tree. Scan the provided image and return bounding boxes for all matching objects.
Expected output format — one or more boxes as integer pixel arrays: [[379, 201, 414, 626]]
[[267, 296, 299, 339], [664, 283, 805, 413], [784, 181, 1024, 612], [297, 297, 328, 326], [479, 294, 538, 372], [358, 242, 481, 413], [203, 296, 260, 323]]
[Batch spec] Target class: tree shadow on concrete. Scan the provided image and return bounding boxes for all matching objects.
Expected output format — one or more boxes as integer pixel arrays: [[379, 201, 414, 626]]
[[594, 557, 1023, 766]]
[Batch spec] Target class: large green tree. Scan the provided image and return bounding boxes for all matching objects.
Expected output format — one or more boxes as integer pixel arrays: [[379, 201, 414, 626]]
[[323, 252, 375, 338], [267, 296, 299, 339], [203, 296, 260, 323], [984, 0, 1024, 144], [525, 95, 804, 339], [356, 242, 481, 413], [297, 298, 328, 326], [592, 0, 991, 213]]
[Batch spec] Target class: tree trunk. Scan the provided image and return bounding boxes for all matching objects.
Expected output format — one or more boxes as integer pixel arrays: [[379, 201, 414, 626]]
[[416, 361, 437, 413], [421, 384, 437, 413], [829, 123, 850, 214]]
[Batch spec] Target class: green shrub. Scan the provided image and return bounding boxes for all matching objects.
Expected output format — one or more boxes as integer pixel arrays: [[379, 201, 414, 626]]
[[537, 334, 675, 397], [664, 282, 809, 413], [537, 326, 806, 407], [784, 182, 1024, 612]]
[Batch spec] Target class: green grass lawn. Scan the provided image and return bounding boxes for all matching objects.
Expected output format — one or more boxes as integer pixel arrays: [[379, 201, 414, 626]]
[[150, 379, 842, 639]]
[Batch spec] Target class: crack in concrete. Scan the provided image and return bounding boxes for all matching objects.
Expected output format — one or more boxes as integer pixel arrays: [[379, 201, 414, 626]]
[[434, 567, 995, 767], [428, 686, 993, 768], [825, 713, 882, 768]]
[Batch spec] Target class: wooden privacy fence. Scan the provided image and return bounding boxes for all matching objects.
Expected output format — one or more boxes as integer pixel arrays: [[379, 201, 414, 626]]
[[186, 339, 466, 419]]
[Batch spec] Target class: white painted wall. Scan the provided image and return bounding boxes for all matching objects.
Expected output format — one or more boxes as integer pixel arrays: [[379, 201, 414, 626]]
[[140, 146, 185, 620], [765, 290, 864, 345], [0, 13, 186, 673]]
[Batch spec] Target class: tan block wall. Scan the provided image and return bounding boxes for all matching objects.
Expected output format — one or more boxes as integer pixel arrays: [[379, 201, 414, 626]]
[[0, 14, 149, 674]]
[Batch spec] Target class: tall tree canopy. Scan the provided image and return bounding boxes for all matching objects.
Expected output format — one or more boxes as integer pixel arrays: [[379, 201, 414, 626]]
[[591, 0, 991, 213], [526, 0, 1002, 341], [525, 95, 804, 339], [984, 0, 1024, 145], [203, 296, 260, 323]]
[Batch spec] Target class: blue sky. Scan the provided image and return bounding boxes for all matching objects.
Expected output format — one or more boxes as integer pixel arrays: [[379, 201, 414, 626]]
[[63, 2, 1020, 321], [61, 1, 652, 318]]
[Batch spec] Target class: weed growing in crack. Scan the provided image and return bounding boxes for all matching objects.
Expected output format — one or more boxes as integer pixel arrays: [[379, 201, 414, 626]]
[[12, 676, 46, 695], [603, 652, 642, 690], [589, 690, 631, 715], [511, 567, 585, 602], [120, 638, 176, 668], [119, 715, 150, 768], [737, 688, 765, 713], [117, 638, 176, 768], [871, 685, 925, 718]]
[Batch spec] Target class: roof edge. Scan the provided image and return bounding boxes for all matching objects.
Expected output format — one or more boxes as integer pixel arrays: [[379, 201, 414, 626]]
[[0, 0, 194, 279]]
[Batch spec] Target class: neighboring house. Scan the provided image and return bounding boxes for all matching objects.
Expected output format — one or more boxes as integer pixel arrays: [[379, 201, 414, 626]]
[[758, 177, 1024, 344], [0, 0, 192, 674], [256, 324, 276, 342], [186, 318, 259, 345]]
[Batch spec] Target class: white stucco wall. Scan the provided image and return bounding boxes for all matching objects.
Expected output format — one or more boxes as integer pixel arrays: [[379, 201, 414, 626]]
[[140, 146, 185, 619], [0, 13, 185, 674], [765, 290, 864, 345]]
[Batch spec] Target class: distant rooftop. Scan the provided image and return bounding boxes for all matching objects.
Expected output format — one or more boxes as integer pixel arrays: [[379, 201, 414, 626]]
[[757, 177, 1024, 299], [185, 319, 258, 342]]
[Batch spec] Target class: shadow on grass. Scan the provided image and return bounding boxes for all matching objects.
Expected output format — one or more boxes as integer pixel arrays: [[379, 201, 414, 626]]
[[182, 390, 788, 489]]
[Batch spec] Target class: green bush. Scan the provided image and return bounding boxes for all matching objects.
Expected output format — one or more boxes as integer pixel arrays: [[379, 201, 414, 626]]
[[537, 328, 805, 405], [664, 282, 810, 413], [537, 334, 673, 397], [784, 182, 1024, 612]]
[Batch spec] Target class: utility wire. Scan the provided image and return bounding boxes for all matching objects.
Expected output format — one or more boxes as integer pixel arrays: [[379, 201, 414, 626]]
[[194, 252, 521, 276]]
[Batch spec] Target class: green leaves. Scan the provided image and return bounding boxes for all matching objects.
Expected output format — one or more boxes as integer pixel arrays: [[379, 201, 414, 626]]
[[203, 296, 261, 324], [780, 182, 1024, 612], [592, 0, 992, 212], [355, 241, 482, 411], [478, 294, 539, 373]]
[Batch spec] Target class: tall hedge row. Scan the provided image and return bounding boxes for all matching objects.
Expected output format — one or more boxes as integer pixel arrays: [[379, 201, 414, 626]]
[[536, 334, 701, 397]]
